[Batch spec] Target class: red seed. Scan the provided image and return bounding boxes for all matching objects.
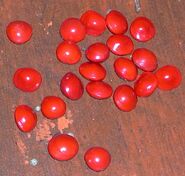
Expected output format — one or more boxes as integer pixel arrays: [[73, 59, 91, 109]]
[[60, 72, 84, 100], [132, 48, 157, 71], [13, 68, 42, 92], [14, 105, 37, 132], [86, 42, 109, 63], [86, 81, 113, 99], [84, 146, 111, 172], [155, 65, 182, 90], [48, 134, 79, 161], [134, 72, 158, 97], [114, 57, 138, 81], [6, 21, 32, 44], [106, 10, 128, 34], [130, 17, 155, 42], [60, 18, 86, 43], [113, 85, 137, 111], [56, 41, 81, 64], [41, 96, 66, 119], [79, 62, 106, 81], [106, 35, 134, 55], [80, 10, 106, 36]]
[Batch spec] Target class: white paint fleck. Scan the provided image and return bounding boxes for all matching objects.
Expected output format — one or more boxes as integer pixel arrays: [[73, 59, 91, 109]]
[[27, 133, 31, 138], [35, 106, 41, 112], [35, 12, 42, 17], [38, 23, 43, 26], [47, 21, 53, 27], [135, 0, 141, 13], [178, 40, 183, 47], [30, 158, 38, 166], [81, 47, 86, 51]]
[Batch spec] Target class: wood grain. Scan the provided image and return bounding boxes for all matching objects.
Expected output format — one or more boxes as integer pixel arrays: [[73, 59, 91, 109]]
[[0, 0, 185, 175]]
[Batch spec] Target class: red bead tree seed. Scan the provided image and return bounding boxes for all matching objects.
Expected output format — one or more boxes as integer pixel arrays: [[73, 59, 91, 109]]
[[13, 68, 42, 92], [84, 147, 111, 172], [56, 41, 81, 64], [113, 85, 137, 111], [86, 81, 113, 99], [48, 134, 79, 161], [134, 72, 158, 97], [114, 57, 138, 81], [106, 35, 134, 55], [6, 21, 32, 44], [106, 10, 128, 34], [130, 17, 156, 42], [60, 18, 86, 43], [79, 62, 106, 81], [60, 72, 84, 100], [14, 105, 37, 132], [41, 96, 66, 119], [132, 48, 158, 71], [80, 10, 106, 36], [86, 42, 110, 63], [155, 65, 182, 91]]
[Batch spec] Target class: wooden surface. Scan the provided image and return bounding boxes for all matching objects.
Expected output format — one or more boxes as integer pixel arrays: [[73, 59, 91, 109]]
[[0, 0, 185, 175]]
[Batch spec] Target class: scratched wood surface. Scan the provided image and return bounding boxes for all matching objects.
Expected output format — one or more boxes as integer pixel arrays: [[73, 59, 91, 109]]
[[0, 0, 185, 175]]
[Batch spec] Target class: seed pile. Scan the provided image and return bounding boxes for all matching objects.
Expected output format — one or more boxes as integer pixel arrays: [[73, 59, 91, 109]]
[[7, 10, 182, 172]]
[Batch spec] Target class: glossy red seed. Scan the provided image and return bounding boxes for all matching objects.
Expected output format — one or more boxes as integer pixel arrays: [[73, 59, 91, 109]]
[[106, 10, 128, 34], [130, 17, 155, 42], [60, 72, 84, 100], [14, 105, 37, 132], [86, 42, 109, 63], [79, 62, 106, 81], [41, 96, 66, 119], [56, 41, 81, 64], [60, 18, 86, 43], [48, 134, 79, 161], [6, 21, 32, 44], [134, 72, 158, 97], [114, 85, 137, 111], [114, 57, 138, 81], [80, 10, 106, 36], [86, 81, 113, 99], [13, 68, 42, 92], [155, 65, 182, 90], [132, 48, 157, 71], [84, 147, 111, 172], [107, 35, 134, 55]]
